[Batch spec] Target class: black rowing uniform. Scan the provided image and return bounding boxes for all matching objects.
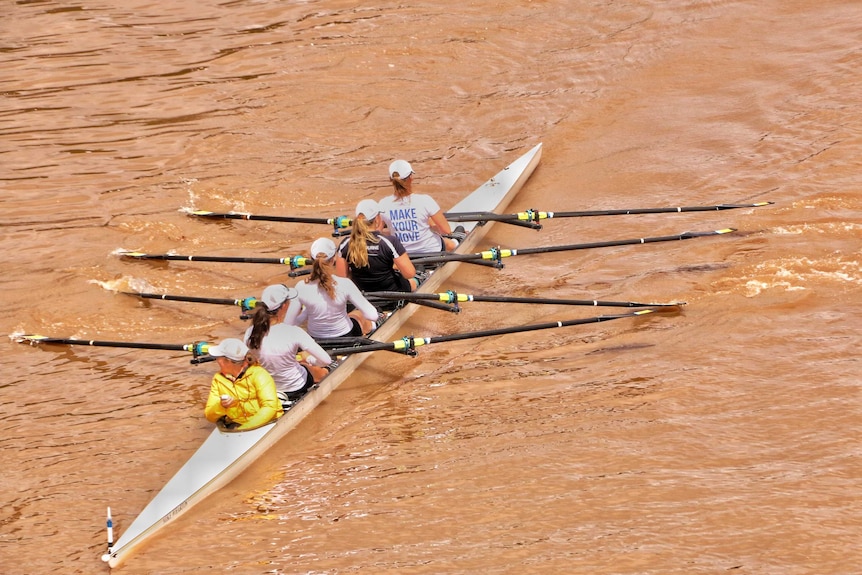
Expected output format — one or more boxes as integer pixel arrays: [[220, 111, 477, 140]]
[[338, 231, 412, 294]]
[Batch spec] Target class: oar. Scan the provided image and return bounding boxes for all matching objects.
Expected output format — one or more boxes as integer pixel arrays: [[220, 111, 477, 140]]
[[123, 291, 260, 311], [364, 291, 685, 308], [410, 228, 736, 267], [188, 209, 352, 229], [15, 334, 212, 354], [325, 308, 659, 356], [115, 249, 311, 268], [444, 202, 774, 224]]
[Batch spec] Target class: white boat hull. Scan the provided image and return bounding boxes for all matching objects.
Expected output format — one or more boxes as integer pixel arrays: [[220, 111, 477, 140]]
[[105, 143, 542, 568]]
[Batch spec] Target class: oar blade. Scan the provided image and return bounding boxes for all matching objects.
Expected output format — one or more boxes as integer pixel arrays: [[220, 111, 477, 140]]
[[115, 249, 154, 259], [13, 333, 53, 344]]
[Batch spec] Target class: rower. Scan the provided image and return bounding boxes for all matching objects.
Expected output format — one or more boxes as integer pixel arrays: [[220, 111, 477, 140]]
[[245, 284, 332, 406], [336, 199, 427, 304], [284, 237, 381, 337], [378, 158, 466, 255]]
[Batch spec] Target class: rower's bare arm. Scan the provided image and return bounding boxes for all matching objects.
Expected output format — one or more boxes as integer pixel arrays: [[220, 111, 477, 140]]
[[429, 210, 452, 235], [394, 252, 416, 280]]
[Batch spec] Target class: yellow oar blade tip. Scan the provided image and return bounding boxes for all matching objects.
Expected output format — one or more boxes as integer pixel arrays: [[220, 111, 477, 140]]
[[717, 228, 737, 234], [113, 248, 144, 257]]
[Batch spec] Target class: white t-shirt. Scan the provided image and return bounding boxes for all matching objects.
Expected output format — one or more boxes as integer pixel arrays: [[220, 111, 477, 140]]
[[284, 276, 379, 338], [244, 323, 332, 393], [378, 193, 444, 255]]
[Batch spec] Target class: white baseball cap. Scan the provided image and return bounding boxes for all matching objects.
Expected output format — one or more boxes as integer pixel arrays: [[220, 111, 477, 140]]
[[260, 284, 297, 312], [355, 199, 381, 220], [208, 338, 249, 362], [310, 237, 337, 260], [388, 159, 413, 179]]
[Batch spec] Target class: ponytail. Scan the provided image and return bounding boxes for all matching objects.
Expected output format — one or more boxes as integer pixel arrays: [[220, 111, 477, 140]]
[[246, 304, 274, 350], [390, 175, 411, 199], [310, 254, 337, 300], [347, 216, 380, 268]]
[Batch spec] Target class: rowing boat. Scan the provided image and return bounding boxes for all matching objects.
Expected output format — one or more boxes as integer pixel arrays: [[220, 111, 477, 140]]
[[102, 143, 543, 568]]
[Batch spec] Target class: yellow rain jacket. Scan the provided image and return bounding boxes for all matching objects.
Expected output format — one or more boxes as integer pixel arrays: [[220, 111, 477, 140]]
[[205, 364, 283, 430]]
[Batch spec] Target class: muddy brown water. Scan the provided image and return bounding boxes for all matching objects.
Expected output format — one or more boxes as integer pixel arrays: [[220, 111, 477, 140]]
[[1, 1, 860, 574]]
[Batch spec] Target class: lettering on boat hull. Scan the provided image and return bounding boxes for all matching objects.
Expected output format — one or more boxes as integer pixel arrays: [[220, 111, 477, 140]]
[[162, 500, 188, 524]]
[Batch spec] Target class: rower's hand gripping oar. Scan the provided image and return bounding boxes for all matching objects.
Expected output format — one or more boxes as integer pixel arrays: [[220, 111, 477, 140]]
[[410, 228, 738, 268], [323, 308, 660, 357], [444, 202, 773, 229]]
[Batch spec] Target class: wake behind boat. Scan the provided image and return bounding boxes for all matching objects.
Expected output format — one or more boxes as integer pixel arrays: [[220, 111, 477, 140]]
[[102, 143, 543, 568]]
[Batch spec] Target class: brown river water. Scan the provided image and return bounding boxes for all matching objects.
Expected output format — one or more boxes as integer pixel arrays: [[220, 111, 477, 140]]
[[2, 1, 860, 574]]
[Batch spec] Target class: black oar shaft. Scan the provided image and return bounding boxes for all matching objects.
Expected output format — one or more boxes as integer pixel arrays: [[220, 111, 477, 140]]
[[21, 337, 192, 352], [121, 253, 290, 264], [512, 230, 721, 256], [132, 292, 243, 306], [545, 202, 773, 218], [444, 212, 523, 223]]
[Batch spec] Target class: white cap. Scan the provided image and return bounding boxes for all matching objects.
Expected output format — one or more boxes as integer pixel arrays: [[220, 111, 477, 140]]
[[355, 199, 380, 220], [260, 284, 296, 312], [310, 237, 337, 260], [388, 159, 413, 179], [208, 338, 249, 362]]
